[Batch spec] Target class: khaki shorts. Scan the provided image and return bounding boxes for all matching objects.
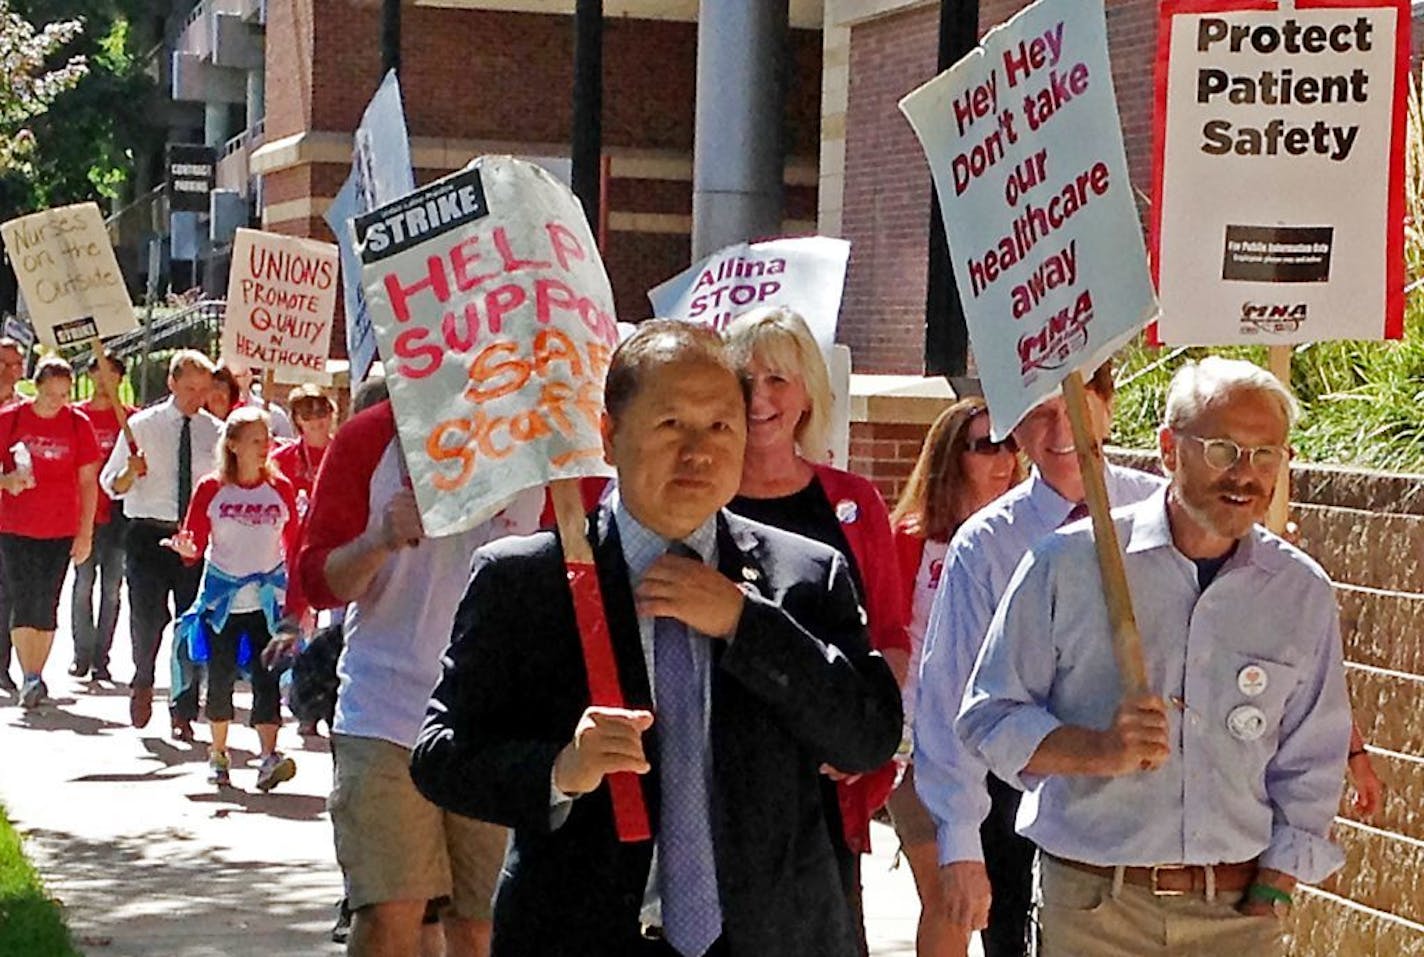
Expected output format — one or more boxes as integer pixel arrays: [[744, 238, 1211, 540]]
[[886, 763, 938, 849], [330, 733, 507, 919]]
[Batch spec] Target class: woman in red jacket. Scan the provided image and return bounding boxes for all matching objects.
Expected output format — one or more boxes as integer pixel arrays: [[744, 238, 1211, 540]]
[[723, 306, 909, 956], [889, 397, 1022, 956]]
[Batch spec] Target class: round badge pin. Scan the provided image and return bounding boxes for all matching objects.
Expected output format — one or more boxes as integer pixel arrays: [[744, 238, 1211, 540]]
[[1227, 704, 1267, 742], [1237, 664, 1269, 698], [835, 499, 859, 524]]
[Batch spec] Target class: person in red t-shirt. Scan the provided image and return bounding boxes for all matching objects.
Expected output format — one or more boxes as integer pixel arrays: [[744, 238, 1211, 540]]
[[0, 336, 25, 694], [167, 406, 304, 790], [70, 354, 137, 682], [270, 382, 334, 501], [0, 357, 100, 709]]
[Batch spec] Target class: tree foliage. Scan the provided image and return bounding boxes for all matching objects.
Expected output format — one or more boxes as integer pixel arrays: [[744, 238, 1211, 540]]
[[0, 0, 157, 216], [0, 0, 87, 176]]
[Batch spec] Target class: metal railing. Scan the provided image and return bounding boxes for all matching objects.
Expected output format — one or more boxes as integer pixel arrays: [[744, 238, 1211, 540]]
[[72, 298, 226, 367]]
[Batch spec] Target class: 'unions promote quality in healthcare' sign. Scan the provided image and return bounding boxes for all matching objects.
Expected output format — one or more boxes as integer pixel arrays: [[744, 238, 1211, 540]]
[[355, 156, 617, 538], [900, 0, 1155, 438], [221, 228, 339, 384], [0, 202, 137, 348], [1151, 0, 1407, 344]]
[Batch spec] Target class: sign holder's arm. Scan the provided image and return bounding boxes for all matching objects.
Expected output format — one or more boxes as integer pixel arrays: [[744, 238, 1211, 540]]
[[1266, 345, 1292, 534]]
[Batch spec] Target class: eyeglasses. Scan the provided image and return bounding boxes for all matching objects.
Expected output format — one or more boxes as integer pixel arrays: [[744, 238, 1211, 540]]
[[965, 435, 1018, 456], [295, 405, 334, 420], [1179, 433, 1290, 472]]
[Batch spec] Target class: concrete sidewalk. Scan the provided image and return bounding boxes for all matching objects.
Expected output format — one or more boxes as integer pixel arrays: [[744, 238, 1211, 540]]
[[0, 580, 948, 956]]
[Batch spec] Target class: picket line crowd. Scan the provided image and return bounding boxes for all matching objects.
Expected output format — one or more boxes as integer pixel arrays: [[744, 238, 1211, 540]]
[[0, 308, 1386, 957]]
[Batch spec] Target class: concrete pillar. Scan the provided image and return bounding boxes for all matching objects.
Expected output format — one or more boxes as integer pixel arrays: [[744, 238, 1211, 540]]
[[246, 68, 265, 130], [204, 102, 231, 148], [691, 0, 789, 260]]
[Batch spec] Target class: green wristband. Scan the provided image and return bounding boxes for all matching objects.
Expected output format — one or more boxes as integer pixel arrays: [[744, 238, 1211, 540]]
[[1247, 883, 1293, 906]]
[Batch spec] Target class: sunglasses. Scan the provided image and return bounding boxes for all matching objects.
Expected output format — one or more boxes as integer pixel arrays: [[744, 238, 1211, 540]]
[[1179, 433, 1290, 472], [965, 435, 1018, 455]]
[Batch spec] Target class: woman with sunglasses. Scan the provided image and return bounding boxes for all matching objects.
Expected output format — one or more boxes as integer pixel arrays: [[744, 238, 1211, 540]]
[[723, 306, 911, 956], [271, 383, 335, 502], [888, 397, 1023, 956]]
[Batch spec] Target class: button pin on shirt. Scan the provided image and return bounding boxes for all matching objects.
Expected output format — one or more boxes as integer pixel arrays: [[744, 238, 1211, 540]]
[[1227, 704, 1268, 741], [1237, 664, 1269, 697]]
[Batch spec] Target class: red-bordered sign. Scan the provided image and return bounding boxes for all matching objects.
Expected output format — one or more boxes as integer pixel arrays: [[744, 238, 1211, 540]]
[[1150, 0, 1408, 345]]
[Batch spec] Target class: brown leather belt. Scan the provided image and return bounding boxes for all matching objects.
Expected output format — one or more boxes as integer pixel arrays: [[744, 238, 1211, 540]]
[[1051, 855, 1258, 896]]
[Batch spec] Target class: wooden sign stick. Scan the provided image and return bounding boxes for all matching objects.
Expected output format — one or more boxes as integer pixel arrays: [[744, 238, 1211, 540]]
[[1061, 371, 1149, 697], [1265, 345, 1292, 535], [550, 477, 652, 843], [88, 336, 137, 452], [262, 368, 277, 411]]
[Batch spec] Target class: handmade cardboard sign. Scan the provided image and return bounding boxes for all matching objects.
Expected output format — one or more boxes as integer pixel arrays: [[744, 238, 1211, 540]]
[[900, 0, 1156, 437], [1, 202, 137, 348], [221, 228, 338, 385], [1151, 0, 1407, 343], [354, 156, 617, 537]]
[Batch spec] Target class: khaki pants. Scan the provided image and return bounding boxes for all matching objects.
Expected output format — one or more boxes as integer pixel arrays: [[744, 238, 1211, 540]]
[[1032, 854, 1285, 957]]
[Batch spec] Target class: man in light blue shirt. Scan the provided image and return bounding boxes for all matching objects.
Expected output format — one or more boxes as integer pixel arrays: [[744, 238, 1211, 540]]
[[958, 357, 1350, 956], [914, 364, 1161, 955]]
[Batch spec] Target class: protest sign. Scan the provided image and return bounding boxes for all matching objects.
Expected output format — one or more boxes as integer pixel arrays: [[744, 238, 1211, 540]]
[[327, 70, 416, 389], [900, 0, 1156, 439], [1151, 0, 1407, 344], [0, 202, 137, 348], [221, 228, 338, 385], [356, 156, 644, 842], [647, 236, 851, 352], [354, 156, 618, 538], [3, 310, 34, 350]]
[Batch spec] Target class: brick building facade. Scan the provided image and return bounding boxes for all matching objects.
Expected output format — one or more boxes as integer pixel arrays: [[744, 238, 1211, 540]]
[[252, 1, 824, 357]]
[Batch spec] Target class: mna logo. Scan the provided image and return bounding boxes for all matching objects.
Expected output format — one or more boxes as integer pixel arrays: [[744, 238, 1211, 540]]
[[1018, 290, 1093, 378], [1240, 302, 1307, 334]]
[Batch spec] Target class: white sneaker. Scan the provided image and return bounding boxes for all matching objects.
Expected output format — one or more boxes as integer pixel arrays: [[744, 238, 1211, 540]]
[[19, 675, 45, 710]]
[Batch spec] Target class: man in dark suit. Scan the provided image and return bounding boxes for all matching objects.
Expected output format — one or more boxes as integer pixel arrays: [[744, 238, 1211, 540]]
[[411, 320, 902, 957]]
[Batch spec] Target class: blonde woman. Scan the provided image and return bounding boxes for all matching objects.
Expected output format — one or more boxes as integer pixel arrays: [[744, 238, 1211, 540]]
[[724, 306, 910, 954]]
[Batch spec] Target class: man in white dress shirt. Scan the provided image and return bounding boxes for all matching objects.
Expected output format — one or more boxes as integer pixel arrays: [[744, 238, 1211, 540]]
[[100, 350, 221, 735]]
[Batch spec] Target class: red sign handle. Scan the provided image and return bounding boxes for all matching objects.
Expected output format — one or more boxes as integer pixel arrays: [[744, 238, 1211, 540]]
[[566, 560, 652, 842]]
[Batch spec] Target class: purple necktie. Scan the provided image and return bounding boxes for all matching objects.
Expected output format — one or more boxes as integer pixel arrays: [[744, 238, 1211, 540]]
[[1062, 502, 1090, 526], [654, 542, 722, 956]]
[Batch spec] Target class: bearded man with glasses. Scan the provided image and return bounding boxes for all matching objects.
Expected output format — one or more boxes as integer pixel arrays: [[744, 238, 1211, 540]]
[[958, 356, 1351, 957]]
